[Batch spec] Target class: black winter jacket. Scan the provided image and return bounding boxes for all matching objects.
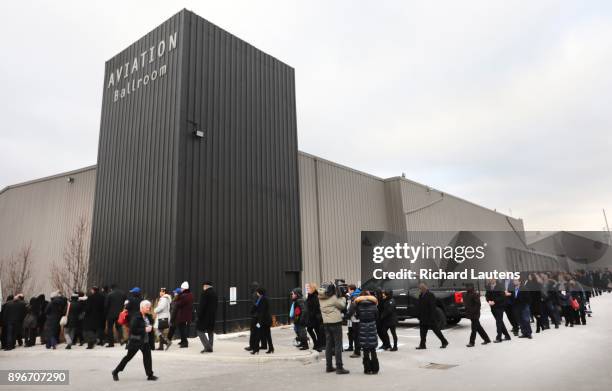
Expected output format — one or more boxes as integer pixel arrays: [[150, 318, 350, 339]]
[[355, 297, 379, 350], [127, 313, 155, 350], [417, 290, 439, 326], [196, 287, 218, 332], [464, 290, 481, 320], [305, 292, 323, 328], [253, 296, 272, 327], [105, 289, 126, 320], [380, 297, 397, 327]]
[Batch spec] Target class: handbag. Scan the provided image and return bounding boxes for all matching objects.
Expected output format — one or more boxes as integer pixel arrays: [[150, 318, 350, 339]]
[[60, 303, 71, 326], [570, 298, 580, 311], [157, 318, 169, 330], [118, 309, 129, 326]]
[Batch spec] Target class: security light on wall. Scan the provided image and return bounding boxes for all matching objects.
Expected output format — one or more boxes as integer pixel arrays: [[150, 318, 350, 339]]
[[67, 177, 74, 183], [188, 120, 204, 138]]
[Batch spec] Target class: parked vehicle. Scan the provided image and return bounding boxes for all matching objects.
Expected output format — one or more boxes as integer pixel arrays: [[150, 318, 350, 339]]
[[362, 278, 466, 328]]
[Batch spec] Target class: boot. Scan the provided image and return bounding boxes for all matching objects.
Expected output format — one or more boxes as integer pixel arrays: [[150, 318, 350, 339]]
[[363, 354, 371, 374], [371, 355, 380, 374]]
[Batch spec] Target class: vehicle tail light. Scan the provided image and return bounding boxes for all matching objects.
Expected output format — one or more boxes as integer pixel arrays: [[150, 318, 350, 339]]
[[454, 291, 464, 304]]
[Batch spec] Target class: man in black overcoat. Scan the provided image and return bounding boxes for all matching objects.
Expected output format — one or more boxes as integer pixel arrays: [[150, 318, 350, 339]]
[[416, 282, 448, 349], [196, 281, 218, 353]]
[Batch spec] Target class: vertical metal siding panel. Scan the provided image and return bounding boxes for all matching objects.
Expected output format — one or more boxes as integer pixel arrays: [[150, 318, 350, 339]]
[[90, 11, 185, 293], [171, 14, 301, 313], [298, 153, 321, 285], [311, 160, 387, 284]]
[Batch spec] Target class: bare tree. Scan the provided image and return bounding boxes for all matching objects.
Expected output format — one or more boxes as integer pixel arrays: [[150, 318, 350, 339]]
[[1, 242, 34, 298], [51, 217, 90, 295]]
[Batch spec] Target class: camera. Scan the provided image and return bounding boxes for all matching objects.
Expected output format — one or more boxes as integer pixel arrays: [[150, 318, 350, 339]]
[[335, 278, 348, 297]]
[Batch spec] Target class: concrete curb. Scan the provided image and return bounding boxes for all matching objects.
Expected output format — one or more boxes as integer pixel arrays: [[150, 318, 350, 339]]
[[182, 350, 320, 364], [215, 325, 293, 341]]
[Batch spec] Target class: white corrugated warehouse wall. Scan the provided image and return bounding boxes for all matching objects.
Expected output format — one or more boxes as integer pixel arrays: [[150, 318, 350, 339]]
[[0, 167, 96, 296], [298, 152, 390, 285]]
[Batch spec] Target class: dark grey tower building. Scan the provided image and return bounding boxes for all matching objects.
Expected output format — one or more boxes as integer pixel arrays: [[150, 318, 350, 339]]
[[89, 9, 301, 321]]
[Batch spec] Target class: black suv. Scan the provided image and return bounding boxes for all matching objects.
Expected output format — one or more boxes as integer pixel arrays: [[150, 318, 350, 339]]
[[362, 278, 466, 328]]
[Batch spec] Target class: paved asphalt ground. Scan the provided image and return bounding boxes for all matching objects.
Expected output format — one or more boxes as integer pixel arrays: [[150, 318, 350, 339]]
[[1, 293, 612, 391]]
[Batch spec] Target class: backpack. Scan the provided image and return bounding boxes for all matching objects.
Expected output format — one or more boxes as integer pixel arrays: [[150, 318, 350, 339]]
[[117, 309, 129, 326]]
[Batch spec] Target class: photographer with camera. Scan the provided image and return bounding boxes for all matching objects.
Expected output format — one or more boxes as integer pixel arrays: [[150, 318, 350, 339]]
[[318, 282, 349, 375]]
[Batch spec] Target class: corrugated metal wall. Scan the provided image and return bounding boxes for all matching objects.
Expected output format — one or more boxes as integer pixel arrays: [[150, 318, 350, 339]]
[[298, 162, 530, 286], [0, 167, 96, 296], [392, 177, 525, 246], [89, 11, 186, 294], [298, 153, 389, 285], [174, 11, 302, 311]]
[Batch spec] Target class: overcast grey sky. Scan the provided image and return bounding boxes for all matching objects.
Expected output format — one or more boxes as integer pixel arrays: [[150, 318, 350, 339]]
[[0, 0, 610, 231]]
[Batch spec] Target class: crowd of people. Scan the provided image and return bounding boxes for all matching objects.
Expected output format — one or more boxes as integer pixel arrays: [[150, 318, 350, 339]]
[[0, 268, 609, 380]]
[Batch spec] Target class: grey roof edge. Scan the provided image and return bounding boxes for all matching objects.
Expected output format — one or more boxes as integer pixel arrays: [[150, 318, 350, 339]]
[[0, 165, 97, 196], [298, 151, 385, 181], [383, 175, 522, 223], [298, 151, 521, 223], [105, 9, 295, 71], [525, 231, 559, 246]]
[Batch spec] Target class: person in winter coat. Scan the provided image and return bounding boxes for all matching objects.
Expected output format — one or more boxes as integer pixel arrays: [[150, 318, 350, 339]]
[[44, 291, 65, 349], [345, 285, 361, 357], [245, 281, 264, 352], [416, 282, 448, 350], [196, 282, 218, 353], [318, 283, 349, 375], [105, 284, 126, 347], [64, 292, 84, 349], [569, 280, 587, 325], [290, 288, 308, 350], [11, 294, 27, 347], [526, 274, 545, 333], [24, 296, 41, 347], [251, 287, 274, 354], [153, 288, 172, 350], [165, 288, 181, 346], [1, 295, 25, 350], [558, 281, 573, 327], [346, 291, 380, 374], [84, 286, 106, 349], [380, 289, 398, 351], [126, 288, 143, 322], [37, 294, 48, 346], [305, 283, 325, 352], [0, 296, 13, 350], [464, 283, 491, 347], [542, 275, 560, 329], [511, 278, 533, 339], [112, 300, 158, 382], [175, 281, 194, 348], [485, 279, 511, 342]]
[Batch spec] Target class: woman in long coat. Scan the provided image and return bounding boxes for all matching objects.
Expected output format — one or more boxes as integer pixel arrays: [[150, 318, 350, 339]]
[[252, 287, 273, 354], [64, 293, 84, 349], [306, 283, 325, 352], [43, 292, 64, 349], [354, 292, 379, 374]]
